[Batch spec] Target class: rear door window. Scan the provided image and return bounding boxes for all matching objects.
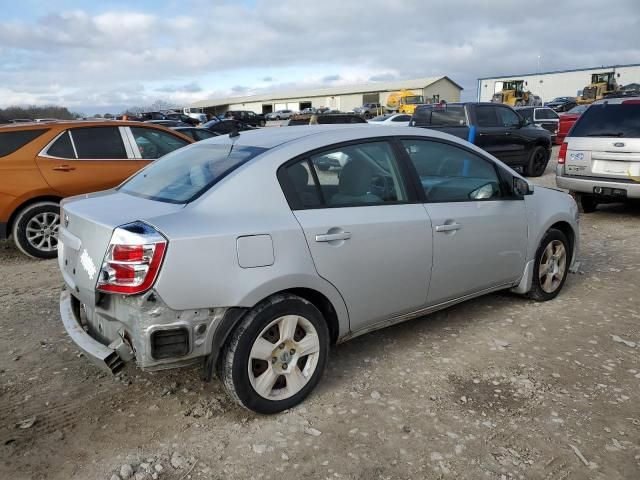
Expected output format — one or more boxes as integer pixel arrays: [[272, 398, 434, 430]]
[[569, 103, 640, 138], [0, 129, 48, 157], [71, 127, 127, 159], [535, 109, 559, 120], [412, 105, 466, 127], [495, 107, 521, 127], [475, 106, 501, 127]]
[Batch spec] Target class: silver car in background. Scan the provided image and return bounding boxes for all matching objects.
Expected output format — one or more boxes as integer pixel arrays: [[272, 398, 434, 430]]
[[59, 125, 579, 413], [556, 96, 640, 212]]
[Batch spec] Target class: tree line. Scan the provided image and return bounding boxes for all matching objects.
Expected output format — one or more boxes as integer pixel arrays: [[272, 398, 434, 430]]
[[0, 100, 179, 123]]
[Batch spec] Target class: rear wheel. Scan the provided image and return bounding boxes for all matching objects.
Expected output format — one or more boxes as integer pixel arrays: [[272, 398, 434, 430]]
[[576, 193, 598, 213], [12, 201, 60, 259], [523, 146, 549, 177], [527, 228, 570, 301], [515, 100, 523, 107], [220, 294, 330, 414]]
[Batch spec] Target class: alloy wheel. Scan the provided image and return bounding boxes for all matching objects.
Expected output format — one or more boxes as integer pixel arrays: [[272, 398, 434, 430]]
[[538, 240, 566, 293], [248, 315, 320, 400], [25, 212, 59, 252]]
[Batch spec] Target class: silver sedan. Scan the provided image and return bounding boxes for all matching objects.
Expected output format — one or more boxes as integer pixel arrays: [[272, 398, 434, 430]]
[[58, 125, 579, 413]]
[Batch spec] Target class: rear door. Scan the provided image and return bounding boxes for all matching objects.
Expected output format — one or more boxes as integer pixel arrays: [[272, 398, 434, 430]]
[[565, 101, 640, 180], [281, 140, 432, 333], [399, 137, 527, 304], [35, 126, 140, 197]]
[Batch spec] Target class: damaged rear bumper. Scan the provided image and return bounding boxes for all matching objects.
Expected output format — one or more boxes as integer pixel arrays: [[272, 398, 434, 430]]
[[60, 289, 126, 374]]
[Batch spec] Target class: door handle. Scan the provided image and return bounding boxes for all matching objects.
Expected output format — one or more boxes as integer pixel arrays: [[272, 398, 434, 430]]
[[505, 131, 511, 136], [53, 165, 76, 171], [435, 223, 461, 232], [315, 232, 352, 242]]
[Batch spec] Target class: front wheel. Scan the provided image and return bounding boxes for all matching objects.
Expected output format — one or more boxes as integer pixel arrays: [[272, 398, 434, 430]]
[[523, 146, 549, 177], [12, 201, 60, 259], [259, 120, 266, 127], [220, 294, 330, 414], [527, 228, 570, 301]]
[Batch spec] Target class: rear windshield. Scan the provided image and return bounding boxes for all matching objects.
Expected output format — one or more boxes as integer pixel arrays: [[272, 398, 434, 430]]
[[570, 103, 640, 138], [0, 129, 48, 157], [411, 105, 466, 127], [119, 143, 267, 203]]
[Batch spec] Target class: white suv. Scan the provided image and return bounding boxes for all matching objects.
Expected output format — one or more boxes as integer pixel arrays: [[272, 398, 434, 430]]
[[556, 96, 640, 212]]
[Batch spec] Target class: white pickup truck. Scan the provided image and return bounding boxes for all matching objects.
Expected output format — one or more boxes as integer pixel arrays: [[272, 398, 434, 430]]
[[183, 107, 208, 124]]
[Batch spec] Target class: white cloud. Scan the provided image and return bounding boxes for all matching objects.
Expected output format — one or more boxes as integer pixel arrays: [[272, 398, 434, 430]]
[[0, 0, 638, 112]]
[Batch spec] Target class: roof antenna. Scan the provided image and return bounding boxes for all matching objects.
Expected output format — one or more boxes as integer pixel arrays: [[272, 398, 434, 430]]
[[229, 125, 240, 138]]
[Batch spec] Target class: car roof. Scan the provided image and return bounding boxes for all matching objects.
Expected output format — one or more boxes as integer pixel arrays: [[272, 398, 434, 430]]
[[593, 96, 640, 105], [198, 124, 462, 149]]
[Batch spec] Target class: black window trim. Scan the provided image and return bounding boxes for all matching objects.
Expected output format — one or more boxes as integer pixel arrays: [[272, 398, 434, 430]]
[[277, 137, 422, 211], [40, 126, 137, 160], [391, 135, 523, 203]]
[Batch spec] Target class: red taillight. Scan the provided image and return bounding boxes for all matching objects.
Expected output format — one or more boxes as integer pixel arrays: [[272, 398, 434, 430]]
[[558, 142, 568, 164], [622, 99, 640, 104], [97, 223, 167, 295]]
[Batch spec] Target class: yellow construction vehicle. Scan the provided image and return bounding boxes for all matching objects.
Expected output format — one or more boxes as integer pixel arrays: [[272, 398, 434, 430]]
[[385, 90, 425, 114], [491, 80, 539, 106], [577, 72, 619, 105]]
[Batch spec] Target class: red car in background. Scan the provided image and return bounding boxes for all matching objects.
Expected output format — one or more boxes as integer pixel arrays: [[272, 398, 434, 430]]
[[556, 104, 590, 144]]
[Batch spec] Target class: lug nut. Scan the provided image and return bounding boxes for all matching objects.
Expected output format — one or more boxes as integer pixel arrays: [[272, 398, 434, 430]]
[[282, 363, 288, 370], [279, 343, 285, 349], [272, 357, 277, 364], [290, 349, 295, 355]]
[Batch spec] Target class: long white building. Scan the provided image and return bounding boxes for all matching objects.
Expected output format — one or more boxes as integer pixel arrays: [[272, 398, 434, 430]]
[[477, 63, 640, 103], [191, 76, 462, 115]]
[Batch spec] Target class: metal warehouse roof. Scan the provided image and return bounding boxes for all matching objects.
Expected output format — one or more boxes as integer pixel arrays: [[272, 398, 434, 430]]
[[191, 76, 462, 108]]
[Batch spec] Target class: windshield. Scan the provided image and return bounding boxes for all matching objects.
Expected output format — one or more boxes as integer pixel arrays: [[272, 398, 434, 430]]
[[119, 143, 267, 203], [569, 103, 640, 138], [402, 95, 424, 105], [503, 81, 523, 92]]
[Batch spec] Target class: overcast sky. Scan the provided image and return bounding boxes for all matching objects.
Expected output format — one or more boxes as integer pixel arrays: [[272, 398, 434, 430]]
[[1, 0, 638, 114]]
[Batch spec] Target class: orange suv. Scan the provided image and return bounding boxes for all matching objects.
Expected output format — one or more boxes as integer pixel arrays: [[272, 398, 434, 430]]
[[0, 120, 193, 258]]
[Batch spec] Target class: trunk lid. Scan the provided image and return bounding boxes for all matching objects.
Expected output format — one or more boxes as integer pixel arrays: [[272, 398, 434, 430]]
[[58, 190, 183, 307]]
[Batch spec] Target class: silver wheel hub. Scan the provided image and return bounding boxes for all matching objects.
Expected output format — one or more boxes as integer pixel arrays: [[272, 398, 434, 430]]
[[539, 240, 567, 293], [25, 212, 59, 252], [248, 315, 320, 401]]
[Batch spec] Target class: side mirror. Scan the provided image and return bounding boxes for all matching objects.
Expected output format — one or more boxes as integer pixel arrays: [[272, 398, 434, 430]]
[[513, 177, 534, 196]]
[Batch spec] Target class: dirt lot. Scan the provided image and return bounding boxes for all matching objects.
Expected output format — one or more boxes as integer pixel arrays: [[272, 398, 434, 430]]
[[1, 148, 639, 480]]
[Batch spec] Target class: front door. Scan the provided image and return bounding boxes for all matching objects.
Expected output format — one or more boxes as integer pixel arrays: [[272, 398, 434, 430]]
[[282, 140, 432, 332], [398, 137, 528, 305], [35, 126, 140, 197]]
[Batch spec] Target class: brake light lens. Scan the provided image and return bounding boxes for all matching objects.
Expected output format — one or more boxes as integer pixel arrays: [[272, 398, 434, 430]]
[[558, 142, 568, 164], [97, 222, 167, 295]]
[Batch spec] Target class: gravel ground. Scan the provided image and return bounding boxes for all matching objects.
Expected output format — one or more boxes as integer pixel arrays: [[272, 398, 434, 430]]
[[1, 147, 639, 480]]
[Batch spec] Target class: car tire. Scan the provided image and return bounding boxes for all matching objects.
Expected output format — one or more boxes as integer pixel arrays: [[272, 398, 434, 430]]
[[12, 201, 60, 259], [220, 294, 330, 414], [276, 116, 281, 121], [515, 100, 523, 107], [523, 146, 549, 177], [259, 120, 266, 127], [527, 228, 570, 302], [577, 193, 598, 213]]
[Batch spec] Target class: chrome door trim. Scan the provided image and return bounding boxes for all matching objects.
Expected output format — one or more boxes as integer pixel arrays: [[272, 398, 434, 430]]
[[122, 126, 142, 159]]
